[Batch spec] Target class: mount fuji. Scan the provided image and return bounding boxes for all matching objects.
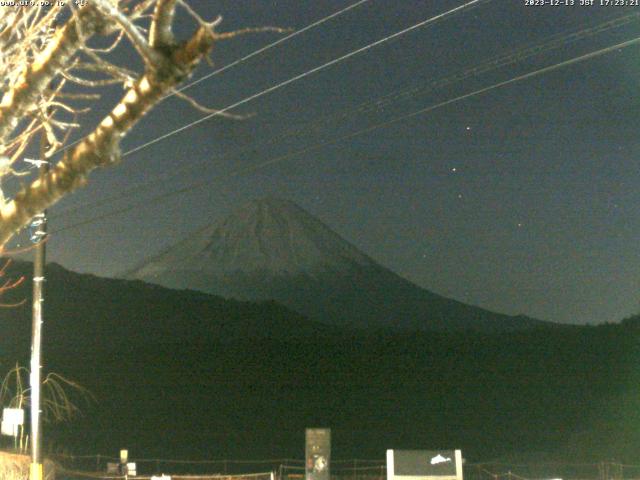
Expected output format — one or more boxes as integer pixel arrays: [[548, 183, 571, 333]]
[[126, 197, 549, 332]]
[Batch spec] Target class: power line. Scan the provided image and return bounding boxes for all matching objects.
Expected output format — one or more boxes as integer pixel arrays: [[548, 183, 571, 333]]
[[49, 10, 640, 221], [53, 0, 373, 156], [122, 0, 490, 157], [259, 34, 640, 169], [170, 0, 372, 97], [50, 34, 640, 236], [49, 0, 492, 219]]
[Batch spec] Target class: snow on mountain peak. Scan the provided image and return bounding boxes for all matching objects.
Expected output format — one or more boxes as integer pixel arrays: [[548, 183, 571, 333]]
[[131, 197, 375, 278]]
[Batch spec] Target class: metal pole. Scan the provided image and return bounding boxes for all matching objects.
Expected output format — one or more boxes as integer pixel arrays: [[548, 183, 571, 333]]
[[30, 134, 49, 480]]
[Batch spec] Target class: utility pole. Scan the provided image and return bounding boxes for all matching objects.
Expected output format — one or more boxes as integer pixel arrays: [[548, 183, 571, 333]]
[[30, 133, 49, 480]]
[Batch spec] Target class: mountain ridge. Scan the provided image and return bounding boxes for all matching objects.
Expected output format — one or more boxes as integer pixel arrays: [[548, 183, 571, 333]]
[[0, 259, 637, 462], [0, 259, 340, 356], [126, 197, 551, 332]]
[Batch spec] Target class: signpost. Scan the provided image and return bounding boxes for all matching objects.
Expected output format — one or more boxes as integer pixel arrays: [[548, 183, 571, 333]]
[[386, 450, 463, 480], [305, 428, 331, 480], [111, 449, 136, 477]]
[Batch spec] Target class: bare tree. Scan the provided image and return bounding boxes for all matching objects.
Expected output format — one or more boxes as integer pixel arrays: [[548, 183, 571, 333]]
[[0, 1, 256, 248], [0, 362, 93, 453]]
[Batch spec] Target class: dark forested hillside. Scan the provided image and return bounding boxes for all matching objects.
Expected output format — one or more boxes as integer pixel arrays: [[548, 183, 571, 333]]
[[1, 260, 638, 462]]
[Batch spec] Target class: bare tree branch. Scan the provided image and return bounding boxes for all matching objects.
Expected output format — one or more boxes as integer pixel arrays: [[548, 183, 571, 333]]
[[93, 0, 162, 66], [0, 2, 283, 249], [0, 23, 216, 247], [172, 89, 251, 119], [150, 0, 178, 47], [0, 6, 104, 149]]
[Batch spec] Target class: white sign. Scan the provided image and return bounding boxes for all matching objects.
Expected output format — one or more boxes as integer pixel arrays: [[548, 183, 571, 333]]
[[1, 420, 18, 437], [386, 450, 463, 480], [127, 462, 137, 476], [1, 408, 24, 437], [3, 408, 24, 425]]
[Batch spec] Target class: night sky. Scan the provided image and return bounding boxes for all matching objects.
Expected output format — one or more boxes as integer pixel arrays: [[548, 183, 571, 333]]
[[7, 0, 640, 325]]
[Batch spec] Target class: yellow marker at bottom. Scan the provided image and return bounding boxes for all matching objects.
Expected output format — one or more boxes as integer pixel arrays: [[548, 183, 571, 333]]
[[30, 462, 43, 480]]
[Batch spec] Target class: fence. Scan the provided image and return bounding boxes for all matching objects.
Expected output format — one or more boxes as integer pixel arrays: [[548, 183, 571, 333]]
[[464, 463, 640, 480], [47, 455, 640, 480]]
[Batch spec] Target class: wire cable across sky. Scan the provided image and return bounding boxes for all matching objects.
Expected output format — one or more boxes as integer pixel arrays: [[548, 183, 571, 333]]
[[49, 10, 640, 221], [122, 0, 490, 157], [169, 0, 373, 98], [49, 33, 640, 236], [52, 0, 373, 156]]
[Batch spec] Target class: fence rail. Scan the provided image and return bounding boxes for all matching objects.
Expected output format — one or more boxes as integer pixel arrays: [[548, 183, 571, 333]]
[[44, 456, 640, 480]]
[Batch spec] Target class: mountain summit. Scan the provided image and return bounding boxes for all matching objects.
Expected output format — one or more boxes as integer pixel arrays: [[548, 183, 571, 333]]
[[134, 197, 375, 276], [127, 197, 548, 332]]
